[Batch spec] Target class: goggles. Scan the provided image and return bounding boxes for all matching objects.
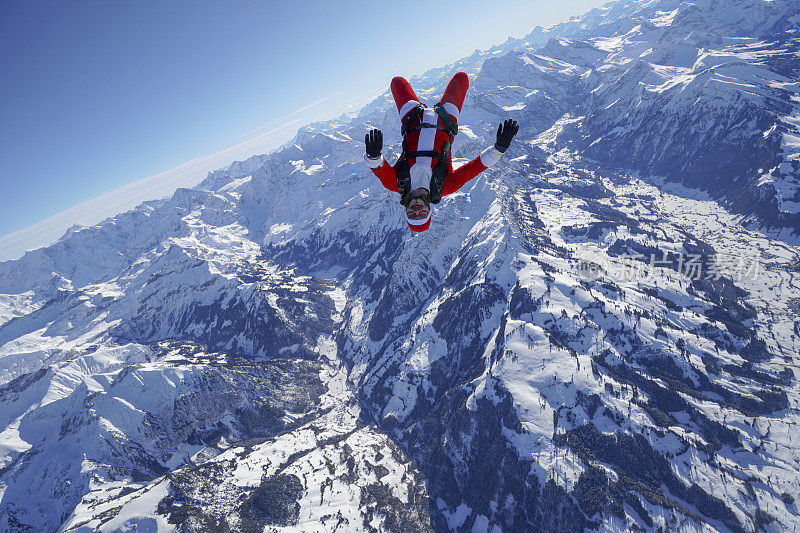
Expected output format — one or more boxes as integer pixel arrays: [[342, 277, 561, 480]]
[[407, 205, 430, 220]]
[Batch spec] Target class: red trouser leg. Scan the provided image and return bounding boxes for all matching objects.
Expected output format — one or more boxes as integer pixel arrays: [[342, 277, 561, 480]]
[[390, 77, 421, 118], [439, 72, 469, 123]]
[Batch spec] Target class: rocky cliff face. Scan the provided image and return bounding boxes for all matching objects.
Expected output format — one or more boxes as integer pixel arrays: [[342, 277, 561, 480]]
[[1, 0, 799, 531]]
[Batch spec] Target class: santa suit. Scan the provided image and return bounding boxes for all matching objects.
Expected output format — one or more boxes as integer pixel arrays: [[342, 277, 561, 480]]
[[365, 72, 503, 201]]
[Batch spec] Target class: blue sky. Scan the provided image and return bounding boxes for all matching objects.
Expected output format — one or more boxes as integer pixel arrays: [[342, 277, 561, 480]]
[[0, 0, 607, 259]]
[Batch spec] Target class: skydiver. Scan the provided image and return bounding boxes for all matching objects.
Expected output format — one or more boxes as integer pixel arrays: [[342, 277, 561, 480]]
[[364, 72, 518, 232]]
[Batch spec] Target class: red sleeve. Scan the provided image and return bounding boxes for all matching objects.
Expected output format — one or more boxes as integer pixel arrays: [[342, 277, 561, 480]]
[[370, 159, 399, 193], [442, 156, 488, 196]]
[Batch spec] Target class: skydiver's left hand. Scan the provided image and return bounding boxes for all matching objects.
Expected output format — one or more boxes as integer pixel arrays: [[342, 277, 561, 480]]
[[365, 129, 383, 159]]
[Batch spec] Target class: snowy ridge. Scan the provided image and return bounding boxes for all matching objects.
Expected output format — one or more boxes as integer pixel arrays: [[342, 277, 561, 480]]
[[1, 0, 799, 531]]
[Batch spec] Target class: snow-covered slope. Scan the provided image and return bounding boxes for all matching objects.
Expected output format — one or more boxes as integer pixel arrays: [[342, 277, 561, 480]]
[[1, 0, 799, 531]]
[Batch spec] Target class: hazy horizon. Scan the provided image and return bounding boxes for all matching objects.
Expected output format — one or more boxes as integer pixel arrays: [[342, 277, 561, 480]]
[[0, 0, 609, 261]]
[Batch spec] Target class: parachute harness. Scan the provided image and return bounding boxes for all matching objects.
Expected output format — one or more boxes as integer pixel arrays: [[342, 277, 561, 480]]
[[396, 103, 458, 206]]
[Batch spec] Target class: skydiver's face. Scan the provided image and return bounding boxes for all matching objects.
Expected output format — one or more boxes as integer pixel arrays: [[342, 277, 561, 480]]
[[406, 189, 430, 220]]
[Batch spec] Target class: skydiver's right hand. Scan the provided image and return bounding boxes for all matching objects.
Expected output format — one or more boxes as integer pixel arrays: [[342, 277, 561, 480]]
[[365, 129, 383, 159], [494, 119, 519, 153]]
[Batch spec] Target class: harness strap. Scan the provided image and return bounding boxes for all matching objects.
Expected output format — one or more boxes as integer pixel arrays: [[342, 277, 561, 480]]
[[405, 123, 449, 134], [401, 105, 425, 138], [434, 104, 457, 137], [406, 150, 444, 159]]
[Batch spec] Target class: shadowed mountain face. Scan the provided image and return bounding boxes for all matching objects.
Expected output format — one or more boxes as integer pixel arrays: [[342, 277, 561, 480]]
[[1, 0, 799, 531]]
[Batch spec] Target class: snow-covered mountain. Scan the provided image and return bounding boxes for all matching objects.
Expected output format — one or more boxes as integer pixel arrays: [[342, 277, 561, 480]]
[[1, 0, 799, 531]]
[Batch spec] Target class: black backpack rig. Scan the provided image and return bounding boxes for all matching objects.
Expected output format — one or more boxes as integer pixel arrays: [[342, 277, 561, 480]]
[[395, 103, 458, 206]]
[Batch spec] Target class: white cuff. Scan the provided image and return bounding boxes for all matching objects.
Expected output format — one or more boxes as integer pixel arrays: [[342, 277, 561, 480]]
[[364, 153, 383, 169], [479, 146, 503, 168], [399, 100, 421, 119], [440, 102, 460, 122]]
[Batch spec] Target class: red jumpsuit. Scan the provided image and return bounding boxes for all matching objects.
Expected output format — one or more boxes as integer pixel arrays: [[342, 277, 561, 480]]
[[365, 72, 502, 198]]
